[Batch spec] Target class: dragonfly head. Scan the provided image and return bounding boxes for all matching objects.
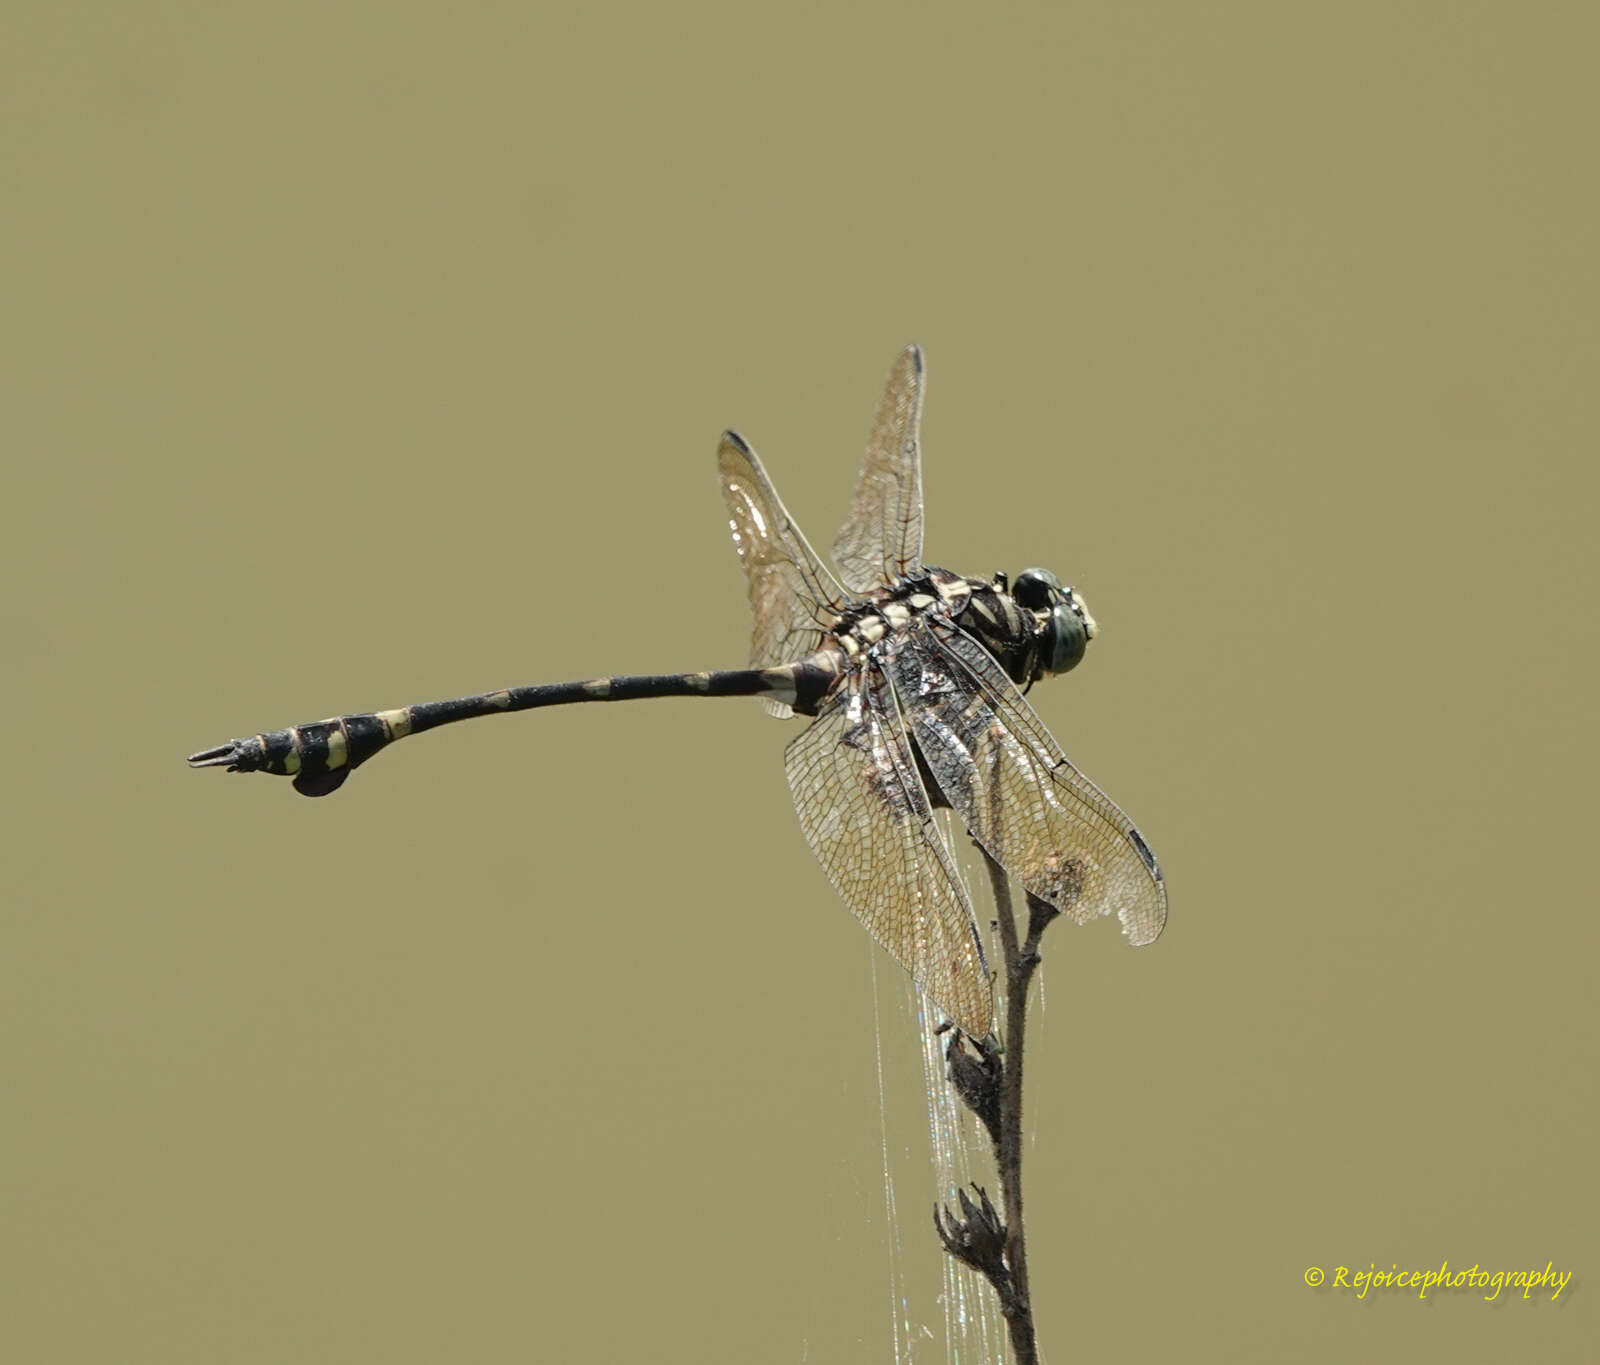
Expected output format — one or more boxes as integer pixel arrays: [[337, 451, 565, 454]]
[[1014, 567, 1097, 677]]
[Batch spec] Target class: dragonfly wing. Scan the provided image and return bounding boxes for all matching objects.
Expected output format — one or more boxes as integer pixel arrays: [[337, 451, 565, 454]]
[[888, 618, 1168, 946], [832, 345, 926, 593], [718, 430, 851, 717], [784, 668, 992, 1036]]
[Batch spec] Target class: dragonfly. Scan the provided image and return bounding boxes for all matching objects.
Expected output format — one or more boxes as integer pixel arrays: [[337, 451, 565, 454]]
[[189, 347, 1166, 1036]]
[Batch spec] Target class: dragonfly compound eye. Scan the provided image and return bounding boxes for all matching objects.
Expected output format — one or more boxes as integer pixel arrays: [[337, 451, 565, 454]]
[[1013, 567, 1063, 610], [1042, 602, 1090, 675]]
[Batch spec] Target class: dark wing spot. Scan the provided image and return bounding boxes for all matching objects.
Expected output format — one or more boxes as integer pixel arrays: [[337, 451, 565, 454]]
[[1127, 827, 1162, 881]]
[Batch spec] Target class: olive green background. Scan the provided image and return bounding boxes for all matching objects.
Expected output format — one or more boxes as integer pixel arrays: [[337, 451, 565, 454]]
[[5, 3, 1595, 1361]]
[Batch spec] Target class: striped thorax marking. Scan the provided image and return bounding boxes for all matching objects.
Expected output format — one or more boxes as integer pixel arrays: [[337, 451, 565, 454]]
[[963, 595, 1001, 628], [930, 569, 972, 607]]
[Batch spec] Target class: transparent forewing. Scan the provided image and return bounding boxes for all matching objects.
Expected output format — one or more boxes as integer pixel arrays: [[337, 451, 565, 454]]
[[784, 668, 992, 1036], [888, 619, 1168, 946], [718, 431, 852, 717], [832, 345, 925, 593]]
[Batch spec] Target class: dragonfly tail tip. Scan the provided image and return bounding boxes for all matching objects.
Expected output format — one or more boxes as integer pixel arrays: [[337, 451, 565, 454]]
[[187, 743, 240, 769]]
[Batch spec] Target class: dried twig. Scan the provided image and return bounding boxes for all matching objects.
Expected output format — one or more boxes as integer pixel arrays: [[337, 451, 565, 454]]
[[933, 845, 1060, 1365]]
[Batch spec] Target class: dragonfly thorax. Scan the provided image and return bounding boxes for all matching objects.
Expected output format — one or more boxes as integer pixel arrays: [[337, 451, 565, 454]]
[[942, 566, 1097, 690], [826, 564, 1092, 693], [828, 567, 971, 658]]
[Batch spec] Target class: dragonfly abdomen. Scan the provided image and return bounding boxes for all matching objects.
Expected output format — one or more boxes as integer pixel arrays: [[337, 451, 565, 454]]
[[188, 659, 845, 797]]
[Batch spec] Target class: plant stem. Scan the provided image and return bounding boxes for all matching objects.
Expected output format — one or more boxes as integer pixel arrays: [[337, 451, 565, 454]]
[[933, 846, 1058, 1364], [987, 846, 1038, 1365]]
